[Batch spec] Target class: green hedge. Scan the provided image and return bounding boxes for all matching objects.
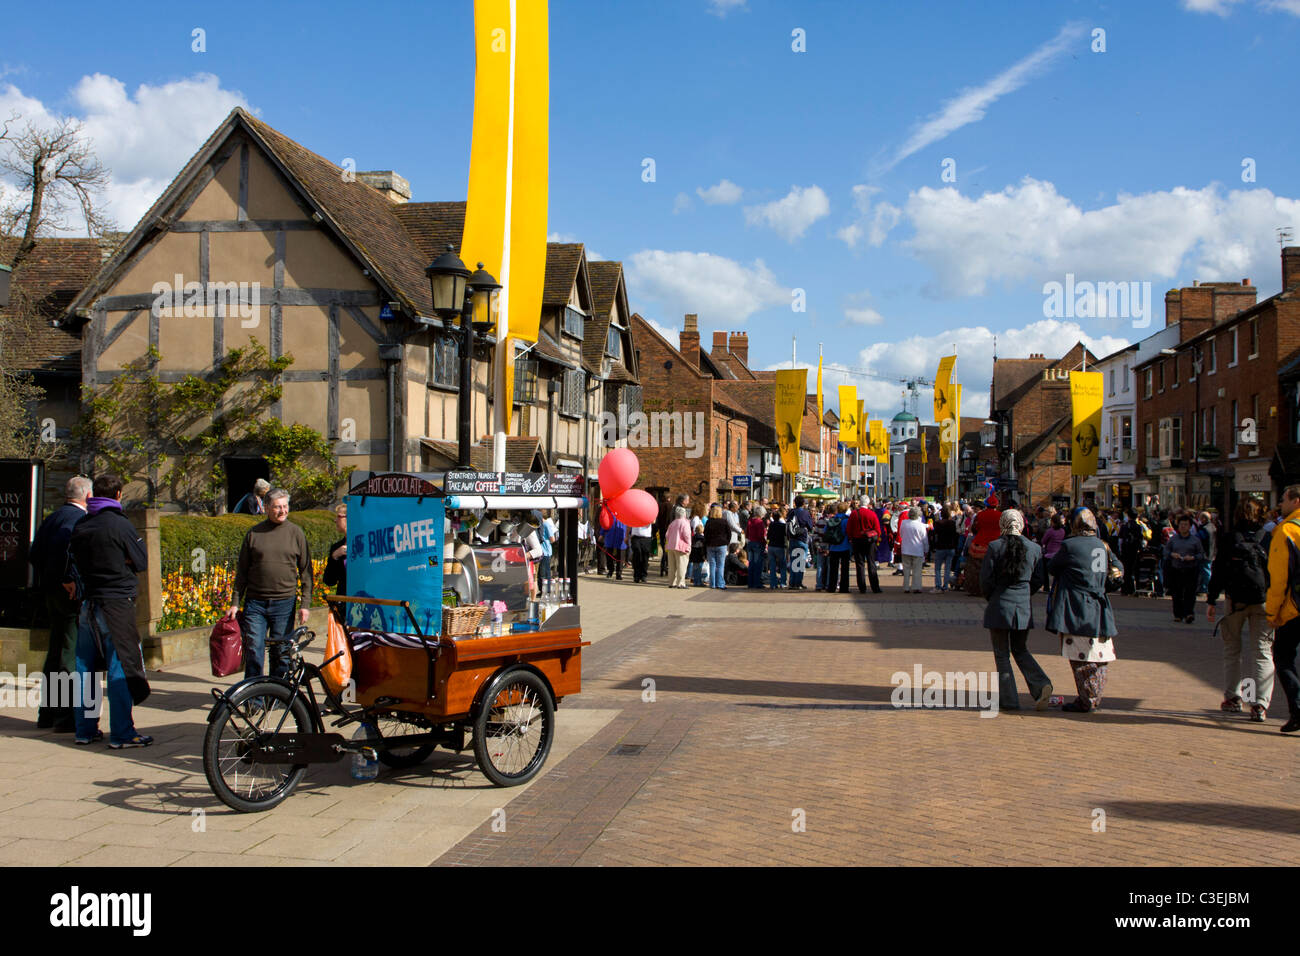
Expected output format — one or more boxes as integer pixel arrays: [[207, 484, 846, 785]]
[[160, 510, 338, 572]]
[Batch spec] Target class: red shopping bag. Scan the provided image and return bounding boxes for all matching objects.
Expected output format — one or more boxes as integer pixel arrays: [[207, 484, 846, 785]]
[[209, 614, 243, 677]]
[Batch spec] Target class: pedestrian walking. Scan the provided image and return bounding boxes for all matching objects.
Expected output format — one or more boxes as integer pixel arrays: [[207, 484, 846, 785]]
[[604, 516, 628, 580], [931, 504, 958, 592], [965, 499, 1002, 597], [767, 505, 789, 590], [744, 505, 768, 589], [224, 488, 313, 680], [687, 521, 707, 586], [1040, 512, 1065, 591], [787, 495, 813, 590], [1164, 513, 1206, 623], [823, 503, 852, 593], [321, 500, 349, 595], [1265, 484, 1300, 734], [899, 507, 928, 593], [1207, 495, 1273, 722], [981, 509, 1052, 710], [629, 521, 653, 583], [848, 496, 883, 594], [28, 475, 91, 733], [66, 474, 152, 748], [704, 505, 730, 589], [725, 500, 743, 547], [665, 506, 692, 588], [1047, 508, 1122, 713], [232, 477, 270, 515]]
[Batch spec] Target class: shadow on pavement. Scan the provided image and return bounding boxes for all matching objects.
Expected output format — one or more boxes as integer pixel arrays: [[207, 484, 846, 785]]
[[1101, 799, 1300, 834]]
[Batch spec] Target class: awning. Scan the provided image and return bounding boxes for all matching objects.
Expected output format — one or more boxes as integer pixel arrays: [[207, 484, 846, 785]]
[[446, 495, 587, 510]]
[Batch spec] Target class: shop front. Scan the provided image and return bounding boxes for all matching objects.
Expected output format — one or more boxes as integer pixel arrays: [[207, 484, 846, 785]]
[[1236, 459, 1274, 507]]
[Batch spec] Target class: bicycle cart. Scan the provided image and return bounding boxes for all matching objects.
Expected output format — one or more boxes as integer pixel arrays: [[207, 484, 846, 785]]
[[202, 470, 589, 812]]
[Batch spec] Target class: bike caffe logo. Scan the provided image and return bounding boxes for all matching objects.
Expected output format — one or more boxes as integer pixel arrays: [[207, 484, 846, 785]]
[[364, 518, 439, 560], [891, 664, 999, 717], [151, 274, 261, 327], [50, 886, 151, 936], [1042, 273, 1152, 329]]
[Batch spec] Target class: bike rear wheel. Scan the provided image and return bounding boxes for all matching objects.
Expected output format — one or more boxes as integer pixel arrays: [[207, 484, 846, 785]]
[[203, 680, 313, 813]]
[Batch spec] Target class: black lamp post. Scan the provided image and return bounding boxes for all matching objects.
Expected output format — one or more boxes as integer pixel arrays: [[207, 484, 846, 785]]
[[426, 245, 500, 467]]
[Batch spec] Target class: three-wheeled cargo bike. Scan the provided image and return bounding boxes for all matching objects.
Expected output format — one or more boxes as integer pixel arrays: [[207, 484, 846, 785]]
[[202, 470, 589, 812]]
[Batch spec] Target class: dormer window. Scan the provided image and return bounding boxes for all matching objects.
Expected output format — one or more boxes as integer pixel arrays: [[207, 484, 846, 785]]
[[562, 306, 585, 340], [606, 324, 624, 361]]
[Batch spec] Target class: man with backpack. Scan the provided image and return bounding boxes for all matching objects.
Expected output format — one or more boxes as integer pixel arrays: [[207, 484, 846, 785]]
[[787, 496, 813, 590], [1207, 496, 1273, 722], [847, 496, 882, 594], [1265, 485, 1300, 734], [823, 502, 852, 593]]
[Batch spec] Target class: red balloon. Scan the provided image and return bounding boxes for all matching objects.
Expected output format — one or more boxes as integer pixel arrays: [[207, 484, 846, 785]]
[[607, 488, 658, 528], [598, 504, 613, 531], [598, 448, 639, 500]]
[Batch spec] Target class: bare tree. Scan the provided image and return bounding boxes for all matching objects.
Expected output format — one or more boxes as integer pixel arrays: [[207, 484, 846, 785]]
[[1, 117, 113, 274]]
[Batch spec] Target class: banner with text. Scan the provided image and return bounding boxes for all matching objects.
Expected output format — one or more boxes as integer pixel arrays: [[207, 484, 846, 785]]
[[1070, 372, 1103, 477], [775, 369, 808, 475], [837, 385, 859, 447]]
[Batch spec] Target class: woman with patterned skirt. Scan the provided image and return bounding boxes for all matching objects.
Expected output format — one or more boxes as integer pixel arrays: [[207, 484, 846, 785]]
[[1046, 507, 1123, 712]]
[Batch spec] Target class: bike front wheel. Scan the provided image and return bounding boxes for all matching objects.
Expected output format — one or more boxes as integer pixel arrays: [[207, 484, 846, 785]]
[[203, 680, 314, 813]]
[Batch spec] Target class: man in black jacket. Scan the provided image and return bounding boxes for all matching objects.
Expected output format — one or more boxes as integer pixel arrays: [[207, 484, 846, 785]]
[[67, 474, 152, 748], [28, 475, 92, 731]]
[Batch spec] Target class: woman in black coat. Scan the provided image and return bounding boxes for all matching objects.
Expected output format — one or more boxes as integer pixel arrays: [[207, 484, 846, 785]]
[[1047, 507, 1122, 712], [981, 509, 1052, 710]]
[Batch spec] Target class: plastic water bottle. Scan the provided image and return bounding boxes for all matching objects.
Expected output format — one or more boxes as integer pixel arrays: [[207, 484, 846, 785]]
[[350, 724, 378, 781]]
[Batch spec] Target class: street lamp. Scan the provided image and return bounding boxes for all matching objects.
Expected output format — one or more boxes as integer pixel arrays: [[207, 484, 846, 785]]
[[426, 244, 500, 467]]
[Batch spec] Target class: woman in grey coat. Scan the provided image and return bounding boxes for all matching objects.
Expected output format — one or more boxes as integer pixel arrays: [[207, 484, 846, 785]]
[[981, 509, 1053, 710], [1047, 508, 1123, 712]]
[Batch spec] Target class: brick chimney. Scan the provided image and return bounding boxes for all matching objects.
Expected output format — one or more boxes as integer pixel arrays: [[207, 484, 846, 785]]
[[356, 171, 411, 204], [679, 314, 700, 369], [1177, 286, 1214, 343], [1285, 246, 1300, 291], [711, 330, 729, 355], [729, 331, 749, 366], [1165, 289, 1181, 328]]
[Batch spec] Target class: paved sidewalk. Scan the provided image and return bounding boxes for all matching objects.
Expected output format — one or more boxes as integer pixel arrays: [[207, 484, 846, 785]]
[[5, 567, 1299, 866]]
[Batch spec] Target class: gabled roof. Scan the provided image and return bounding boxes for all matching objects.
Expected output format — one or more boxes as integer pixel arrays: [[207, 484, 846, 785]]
[[543, 244, 586, 307], [1015, 413, 1072, 465], [1, 237, 102, 371], [391, 201, 465, 259], [584, 260, 626, 375]]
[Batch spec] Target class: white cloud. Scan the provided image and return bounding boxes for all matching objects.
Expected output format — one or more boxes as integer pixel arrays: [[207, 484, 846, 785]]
[[845, 307, 885, 326], [0, 73, 251, 234], [1181, 0, 1246, 12], [837, 184, 901, 248], [875, 22, 1086, 174], [547, 232, 580, 243], [1262, 0, 1300, 12], [697, 179, 743, 204], [625, 250, 791, 326], [672, 191, 693, 215], [898, 177, 1300, 296], [707, 0, 747, 16], [639, 315, 680, 346], [743, 184, 830, 241]]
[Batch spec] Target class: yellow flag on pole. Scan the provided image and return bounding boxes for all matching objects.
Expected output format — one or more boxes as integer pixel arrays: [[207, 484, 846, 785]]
[[869, 420, 887, 458], [507, 0, 548, 346], [775, 369, 808, 475], [1070, 372, 1103, 476], [934, 355, 956, 423], [837, 386, 858, 446], [816, 356, 823, 427], [857, 400, 868, 454]]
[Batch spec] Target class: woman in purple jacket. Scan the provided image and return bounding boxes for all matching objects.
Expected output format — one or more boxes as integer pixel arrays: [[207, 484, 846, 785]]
[[1040, 512, 1066, 590]]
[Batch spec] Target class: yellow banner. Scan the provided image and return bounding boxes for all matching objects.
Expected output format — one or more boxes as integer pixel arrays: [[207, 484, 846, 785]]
[[507, 0, 548, 344], [775, 369, 808, 475], [462, 0, 511, 305], [934, 355, 956, 423], [922, 431, 929, 464], [837, 386, 858, 446], [1070, 372, 1103, 476], [869, 419, 887, 458], [857, 399, 867, 454], [816, 356, 823, 429]]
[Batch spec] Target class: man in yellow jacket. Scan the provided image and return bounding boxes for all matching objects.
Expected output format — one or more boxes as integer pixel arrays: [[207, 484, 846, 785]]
[[1265, 485, 1300, 734]]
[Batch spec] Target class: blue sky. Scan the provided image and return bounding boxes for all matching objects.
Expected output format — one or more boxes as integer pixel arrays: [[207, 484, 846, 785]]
[[3, 0, 1298, 419]]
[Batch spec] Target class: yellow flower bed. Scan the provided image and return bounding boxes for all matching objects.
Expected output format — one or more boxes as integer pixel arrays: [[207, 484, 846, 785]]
[[160, 558, 329, 632]]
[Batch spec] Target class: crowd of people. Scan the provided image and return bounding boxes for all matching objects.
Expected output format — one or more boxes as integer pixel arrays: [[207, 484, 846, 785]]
[[579, 488, 1300, 730]]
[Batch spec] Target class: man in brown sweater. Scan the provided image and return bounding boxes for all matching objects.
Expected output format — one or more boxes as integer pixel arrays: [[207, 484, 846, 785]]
[[224, 489, 313, 680]]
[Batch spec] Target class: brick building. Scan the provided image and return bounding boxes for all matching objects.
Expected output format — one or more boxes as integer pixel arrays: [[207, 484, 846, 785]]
[[990, 342, 1098, 509], [1135, 248, 1300, 510]]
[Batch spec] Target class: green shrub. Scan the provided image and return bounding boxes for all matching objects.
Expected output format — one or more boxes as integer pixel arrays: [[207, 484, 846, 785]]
[[160, 510, 339, 573]]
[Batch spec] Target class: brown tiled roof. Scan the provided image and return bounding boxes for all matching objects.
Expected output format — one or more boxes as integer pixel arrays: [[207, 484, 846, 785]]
[[605, 360, 634, 383], [421, 436, 546, 473], [716, 381, 777, 447], [391, 202, 465, 260], [584, 260, 622, 374], [532, 329, 578, 369], [543, 244, 584, 307], [0, 237, 102, 371]]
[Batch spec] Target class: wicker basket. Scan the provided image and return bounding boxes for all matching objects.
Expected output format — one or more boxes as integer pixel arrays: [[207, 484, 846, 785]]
[[442, 604, 486, 637]]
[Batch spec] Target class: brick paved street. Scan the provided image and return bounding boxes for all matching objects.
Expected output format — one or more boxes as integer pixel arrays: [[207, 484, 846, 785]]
[[3, 568, 1299, 866]]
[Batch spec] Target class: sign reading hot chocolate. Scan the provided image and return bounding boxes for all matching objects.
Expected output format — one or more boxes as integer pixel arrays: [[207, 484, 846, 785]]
[[0, 460, 43, 589]]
